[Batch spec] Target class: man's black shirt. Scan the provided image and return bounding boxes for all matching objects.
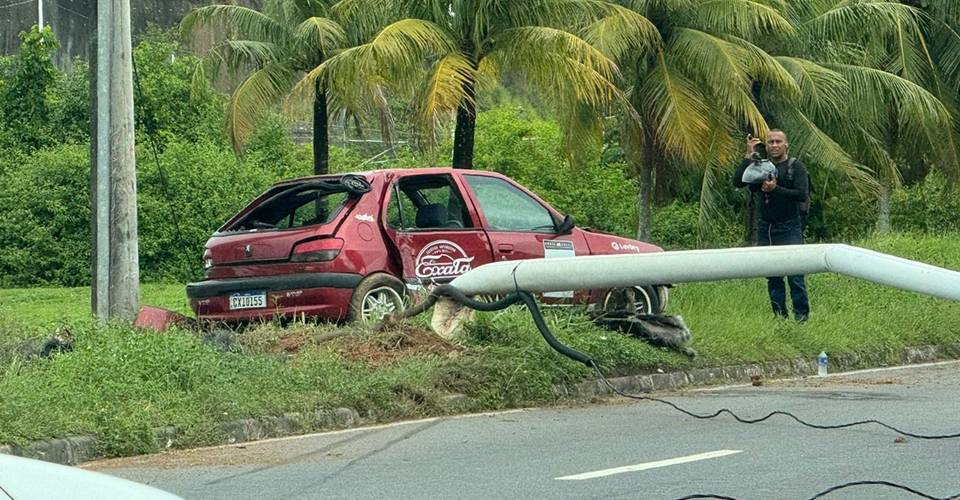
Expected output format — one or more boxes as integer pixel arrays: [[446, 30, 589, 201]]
[[733, 157, 809, 223]]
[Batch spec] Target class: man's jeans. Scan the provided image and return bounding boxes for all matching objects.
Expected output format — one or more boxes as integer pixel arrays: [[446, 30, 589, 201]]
[[758, 217, 809, 320]]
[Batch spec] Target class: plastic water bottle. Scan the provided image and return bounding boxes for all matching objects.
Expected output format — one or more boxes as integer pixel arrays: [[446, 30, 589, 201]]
[[817, 351, 828, 377]]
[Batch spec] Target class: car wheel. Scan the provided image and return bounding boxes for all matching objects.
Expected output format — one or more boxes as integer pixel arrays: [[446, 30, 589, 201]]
[[349, 274, 406, 324], [600, 285, 661, 316]]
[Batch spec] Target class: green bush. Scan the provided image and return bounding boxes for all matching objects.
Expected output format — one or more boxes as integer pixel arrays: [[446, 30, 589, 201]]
[[132, 28, 225, 146], [892, 172, 960, 234], [0, 145, 91, 287], [473, 106, 638, 237], [138, 140, 281, 282], [0, 26, 59, 153], [0, 140, 289, 286]]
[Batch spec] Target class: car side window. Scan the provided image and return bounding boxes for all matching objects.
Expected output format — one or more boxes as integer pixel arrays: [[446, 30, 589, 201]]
[[386, 175, 473, 231], [464, 175, 556, 232]]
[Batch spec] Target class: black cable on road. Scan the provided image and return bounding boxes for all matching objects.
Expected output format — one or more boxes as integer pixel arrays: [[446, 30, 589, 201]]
[[395, 284, 960, 500], [591, 362, 960, 440], [677, 480, 960, 500]]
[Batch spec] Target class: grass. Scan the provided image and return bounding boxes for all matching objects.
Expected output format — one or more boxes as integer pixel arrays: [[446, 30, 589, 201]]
[[1, 232, 959, 457], [0, 282, 191, 330]]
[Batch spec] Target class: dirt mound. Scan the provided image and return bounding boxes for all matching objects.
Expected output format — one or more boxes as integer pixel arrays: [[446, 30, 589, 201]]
[[336, 323, 462, 367]]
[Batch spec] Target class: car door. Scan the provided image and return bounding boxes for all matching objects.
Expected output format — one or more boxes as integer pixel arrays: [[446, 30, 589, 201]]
[[460, 173, 589, 301], [382, 173, 494, 287]]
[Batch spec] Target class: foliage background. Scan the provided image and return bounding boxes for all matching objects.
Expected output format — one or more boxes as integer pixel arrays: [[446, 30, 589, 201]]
[[1, 25, 959, 288]]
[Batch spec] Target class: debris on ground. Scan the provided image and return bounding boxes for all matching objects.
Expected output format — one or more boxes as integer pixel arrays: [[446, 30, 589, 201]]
[[335, 323, 462, 367]]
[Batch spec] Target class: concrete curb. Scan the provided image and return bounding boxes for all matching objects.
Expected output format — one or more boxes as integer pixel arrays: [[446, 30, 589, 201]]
[[4, 342, 959, 467], [0, 407, 361, 466], [557, 342, 960, 398]]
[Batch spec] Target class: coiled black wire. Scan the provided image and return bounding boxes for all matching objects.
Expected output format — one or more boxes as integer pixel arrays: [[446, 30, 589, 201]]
[[393, 284, 960, 500]]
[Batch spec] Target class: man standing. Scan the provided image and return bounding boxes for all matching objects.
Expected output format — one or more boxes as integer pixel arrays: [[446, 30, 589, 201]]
[[733, 130, 810, 321]]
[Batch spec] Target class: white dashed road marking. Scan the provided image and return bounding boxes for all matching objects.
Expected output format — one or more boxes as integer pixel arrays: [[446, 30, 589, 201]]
[[555, 449, 743, 480]]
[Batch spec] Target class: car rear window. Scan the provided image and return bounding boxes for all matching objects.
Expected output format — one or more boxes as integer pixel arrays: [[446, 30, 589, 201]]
[[223, 181, 354, 233]]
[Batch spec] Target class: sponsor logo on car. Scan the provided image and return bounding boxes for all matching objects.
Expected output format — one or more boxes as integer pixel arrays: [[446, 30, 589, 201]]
[[611, 241, 641, 252], [415, 240, 475, 278]]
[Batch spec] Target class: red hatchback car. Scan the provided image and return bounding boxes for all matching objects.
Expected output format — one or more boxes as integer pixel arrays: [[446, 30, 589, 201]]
[[187, 168, 668, 323]]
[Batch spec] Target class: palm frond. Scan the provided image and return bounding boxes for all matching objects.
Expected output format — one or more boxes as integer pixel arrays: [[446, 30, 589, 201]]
[[226, 63, 298, 154], [773, 56, 846, 123], [294, 17, 347, 58], [204, 40, 288, 81], [495, 26, 620, 94], [884, 13, 936, 88], [669, 29, 767, 136], [802, 0, 923, 46], [723, 35, 800, 99], [416, 53, 477, 138], [181, 5, 290, 47], [637, 53, 712, 164], [825, 62, 952, 129], [291, 18, 455, 108], [697, 127, 739, 246], [771, 105, 880, 196], [331, 0, 400, 43], [580, 4, 661, 61], [687, 0, 795, 38]]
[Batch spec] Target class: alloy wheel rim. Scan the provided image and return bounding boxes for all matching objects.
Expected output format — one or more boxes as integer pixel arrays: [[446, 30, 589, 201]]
[[361, 286, 403, 323]]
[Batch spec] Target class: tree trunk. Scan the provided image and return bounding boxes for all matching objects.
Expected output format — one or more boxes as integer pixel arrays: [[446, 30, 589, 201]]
[[452, 78, 477, 169], [374, 87, 395, 152], [877, 182, 892, 233], [637, 130, 656, 241], [313, 78, 329, 175]]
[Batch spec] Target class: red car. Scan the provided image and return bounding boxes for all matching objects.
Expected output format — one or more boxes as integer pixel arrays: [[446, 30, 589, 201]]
[[187, 168, 668, 323]]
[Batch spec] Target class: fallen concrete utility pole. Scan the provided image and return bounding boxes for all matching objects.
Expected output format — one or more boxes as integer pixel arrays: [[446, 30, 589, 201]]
[[447, 244, 960, 302]]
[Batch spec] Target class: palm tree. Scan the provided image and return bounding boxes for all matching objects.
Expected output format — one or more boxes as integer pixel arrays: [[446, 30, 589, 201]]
[[585, 0, 813, 240], [297, 0, 649, 169], [182, 0, 354, 175], [776, 0, 959, 233], [589, 0, 955, 241]]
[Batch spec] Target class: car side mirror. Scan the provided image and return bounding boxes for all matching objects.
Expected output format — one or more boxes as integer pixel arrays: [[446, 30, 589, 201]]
[[556, 214, 575, 235]]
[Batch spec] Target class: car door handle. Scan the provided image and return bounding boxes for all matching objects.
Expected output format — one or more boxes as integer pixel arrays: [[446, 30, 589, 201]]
[[498, 244, 514, 253]]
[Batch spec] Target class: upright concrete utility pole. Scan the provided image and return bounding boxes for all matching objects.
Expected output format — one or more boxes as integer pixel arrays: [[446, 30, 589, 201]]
[[92, 0, 140, 321], [37, 0, 43, 27]]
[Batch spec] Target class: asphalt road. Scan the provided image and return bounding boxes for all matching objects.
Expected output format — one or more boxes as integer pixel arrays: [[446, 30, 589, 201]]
[[89, 361, 960, 500]]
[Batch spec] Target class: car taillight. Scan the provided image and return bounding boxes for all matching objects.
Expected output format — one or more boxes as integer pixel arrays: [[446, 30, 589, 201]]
[[202, 249, 213, 270], [291, 238, 344, 262]]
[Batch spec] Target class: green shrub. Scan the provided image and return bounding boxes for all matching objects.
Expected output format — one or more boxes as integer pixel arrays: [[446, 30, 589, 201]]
[[0, 26, 59, 152], [892, 172, 960, 234], [137, 140, 279, 282], [650, 201, 699, 249], [0, 145, 91, 287], [132, 27, 225, 146], [0, 139, 289, 286], [473, 106, 638, 237]]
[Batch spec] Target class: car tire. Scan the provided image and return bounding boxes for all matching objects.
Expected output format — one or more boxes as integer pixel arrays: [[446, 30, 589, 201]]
[[349, 274, 406, 324], [600, 285, 661, 316]]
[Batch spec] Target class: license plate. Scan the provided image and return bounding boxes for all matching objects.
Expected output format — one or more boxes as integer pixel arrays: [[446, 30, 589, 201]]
[[229, 291, 266, 310]]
